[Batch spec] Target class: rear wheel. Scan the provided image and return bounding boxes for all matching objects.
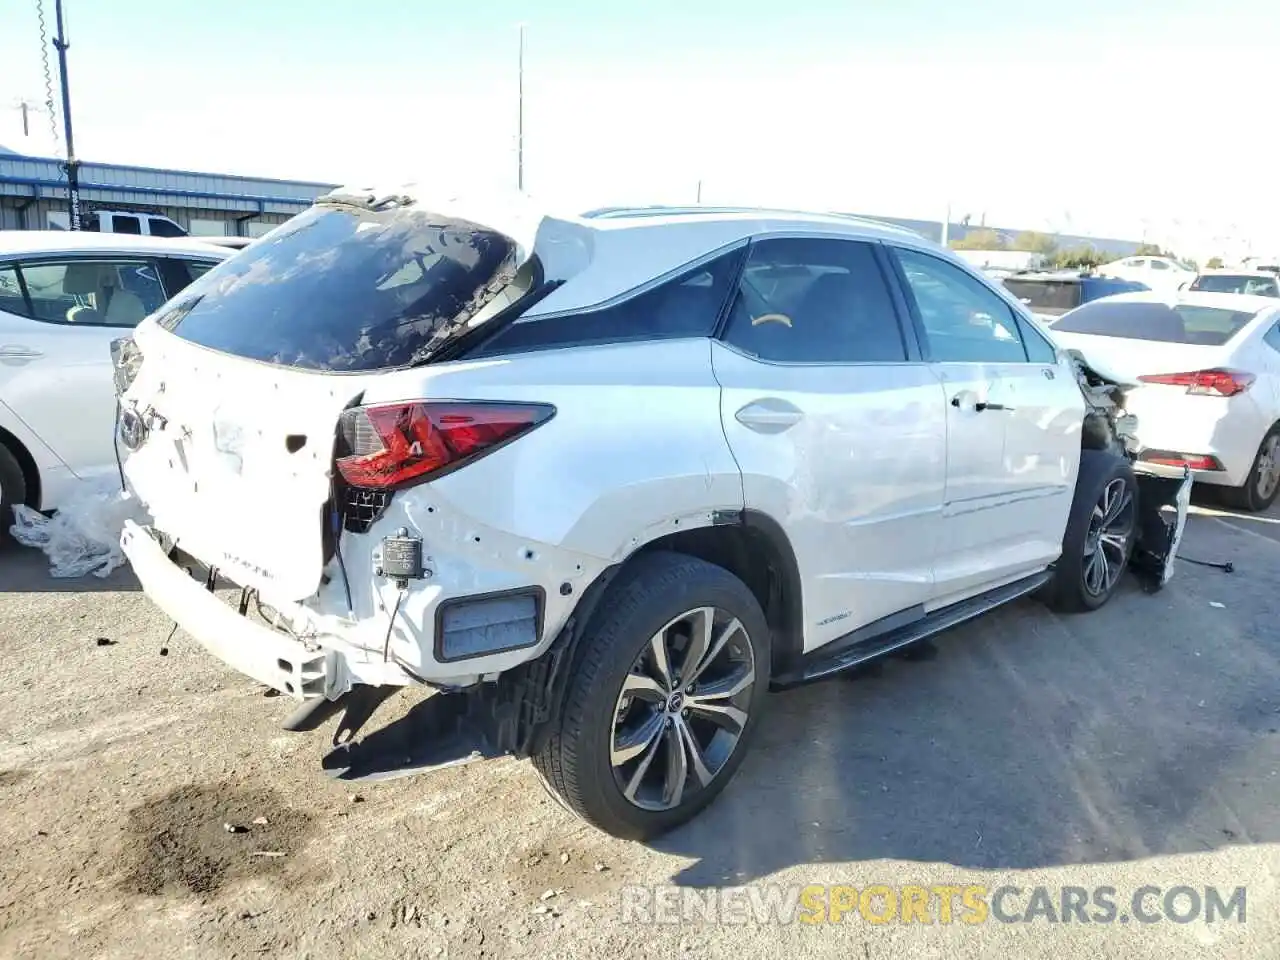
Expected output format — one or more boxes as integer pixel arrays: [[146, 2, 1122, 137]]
[[0, 444, 26, 543], [533, 551, 770, 840], [1041, 451, 1137, 613], [1219, 427, 1280, 513]]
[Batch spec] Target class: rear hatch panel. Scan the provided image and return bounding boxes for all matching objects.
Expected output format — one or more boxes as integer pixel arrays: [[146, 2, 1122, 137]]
[[120, 194, 537, 602]]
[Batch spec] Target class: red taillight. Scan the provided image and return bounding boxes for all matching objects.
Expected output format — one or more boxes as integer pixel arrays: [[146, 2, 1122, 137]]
[[1144, 453, 1223, 471], [335, 401, 554, 489], [1137, 368, 1255, 397]]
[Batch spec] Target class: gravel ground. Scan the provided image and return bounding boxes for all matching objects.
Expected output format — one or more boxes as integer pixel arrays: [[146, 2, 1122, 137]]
[[2, 495, 1279, 959]]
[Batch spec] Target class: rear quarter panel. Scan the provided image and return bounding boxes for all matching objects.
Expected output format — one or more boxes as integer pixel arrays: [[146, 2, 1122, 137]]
[[360, 338, 746, 562]]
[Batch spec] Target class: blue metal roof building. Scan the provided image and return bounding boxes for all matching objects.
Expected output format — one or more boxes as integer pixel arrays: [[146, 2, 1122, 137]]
[[0, 150, 338, 236]]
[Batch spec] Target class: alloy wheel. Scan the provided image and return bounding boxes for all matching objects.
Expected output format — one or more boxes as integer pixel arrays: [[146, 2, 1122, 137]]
[[610, 606, 757, 812], [1082, 477, 1135, 598], [1255, 434, 1280, 501]]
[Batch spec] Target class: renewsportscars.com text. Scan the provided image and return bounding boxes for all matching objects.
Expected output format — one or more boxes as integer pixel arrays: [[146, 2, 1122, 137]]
[[620, 884, 1247, 926]]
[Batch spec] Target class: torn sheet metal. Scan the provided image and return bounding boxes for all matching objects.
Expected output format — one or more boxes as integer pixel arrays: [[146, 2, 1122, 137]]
[[1130, 464, 1194, 591]]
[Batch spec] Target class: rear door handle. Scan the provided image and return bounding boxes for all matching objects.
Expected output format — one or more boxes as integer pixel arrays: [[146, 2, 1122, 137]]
[[735, 398, 804, 433], [0, 345, 43, 362]]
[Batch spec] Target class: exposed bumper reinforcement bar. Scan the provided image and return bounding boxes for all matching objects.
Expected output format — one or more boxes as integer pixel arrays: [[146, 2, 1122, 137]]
[[121, 519, 332, 699]]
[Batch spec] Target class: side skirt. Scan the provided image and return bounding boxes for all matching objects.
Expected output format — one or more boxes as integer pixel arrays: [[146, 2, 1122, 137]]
[[771, 570, 1053, 689]]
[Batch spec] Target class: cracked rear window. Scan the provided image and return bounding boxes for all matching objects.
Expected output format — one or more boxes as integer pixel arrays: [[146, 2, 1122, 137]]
[[155, 202, 521, 371]]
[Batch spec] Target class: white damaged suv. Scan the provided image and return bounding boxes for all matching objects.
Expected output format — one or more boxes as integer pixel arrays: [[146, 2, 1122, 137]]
[[116, 191, 1191, 839]]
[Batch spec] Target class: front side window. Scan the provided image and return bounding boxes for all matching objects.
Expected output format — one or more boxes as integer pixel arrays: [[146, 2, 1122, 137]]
[[18, 259, 167, 327], [1150, 259, 1170, 271], [720, 237, 906, 363], [893, 247, 1027, 363]]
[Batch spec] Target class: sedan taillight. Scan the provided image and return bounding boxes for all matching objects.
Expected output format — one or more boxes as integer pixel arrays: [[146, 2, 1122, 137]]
[[335, 401, 554, 490], [1137, 369, 1254, 397]]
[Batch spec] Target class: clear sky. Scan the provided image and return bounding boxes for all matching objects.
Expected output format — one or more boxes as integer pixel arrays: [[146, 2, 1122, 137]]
[[2, 0, 1278, 258]]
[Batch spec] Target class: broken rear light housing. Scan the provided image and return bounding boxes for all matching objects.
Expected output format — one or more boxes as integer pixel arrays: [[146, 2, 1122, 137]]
[[335, 400, 554, 490], [1137, 369, 1254, 397]]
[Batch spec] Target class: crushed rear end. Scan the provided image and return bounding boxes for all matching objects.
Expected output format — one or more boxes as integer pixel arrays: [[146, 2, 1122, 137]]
[[114, 190, 607, 775], [1065, 349, 1192, 590]]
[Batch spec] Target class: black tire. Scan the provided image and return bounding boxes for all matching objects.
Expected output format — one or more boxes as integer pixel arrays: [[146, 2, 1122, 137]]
[[1218, 426, 1280, 513], [0, 443, 27, 544], [1041, 450, 1138, 613], [532, 551, 771, 840]]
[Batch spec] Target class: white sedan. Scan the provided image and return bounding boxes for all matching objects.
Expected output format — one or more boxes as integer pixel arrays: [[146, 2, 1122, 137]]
[[1097, 255, 1197, 292], [1050, 290, 1280, 511], [0, 231, 230, 525]]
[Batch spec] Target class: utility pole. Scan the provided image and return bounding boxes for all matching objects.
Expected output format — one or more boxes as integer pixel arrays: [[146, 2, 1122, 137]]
[[696, 180, 702, 203], [51, 0, 82, 230], [517, 23, 525, 193]]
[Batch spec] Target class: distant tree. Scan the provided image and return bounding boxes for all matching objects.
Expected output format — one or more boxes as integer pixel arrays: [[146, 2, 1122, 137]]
[[950, 228, 1005, 251], [1048, 245, 1110, 270], [1134, 243, 1166, 256], [1012, 231, 1058, 255], [1206, 256, 1224, 269]]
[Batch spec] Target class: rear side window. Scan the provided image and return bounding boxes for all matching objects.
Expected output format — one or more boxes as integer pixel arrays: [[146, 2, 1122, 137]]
[[17, 259, 167, 327], [147, 217, 187, 238], [158, 203, 523, 371], [473, 248, 744, 357], [1003, 278, 1081, 316], [1053, 301, 1256, 345], [721, 237, 906, 363], [1264, 323, 1280, 354]]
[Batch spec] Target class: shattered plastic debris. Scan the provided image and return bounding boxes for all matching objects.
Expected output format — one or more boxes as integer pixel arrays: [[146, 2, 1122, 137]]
[[8, 479, 152, 579]]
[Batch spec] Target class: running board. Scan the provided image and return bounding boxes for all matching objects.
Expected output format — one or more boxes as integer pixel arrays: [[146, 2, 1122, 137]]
[[773, 570, 1053, 689]]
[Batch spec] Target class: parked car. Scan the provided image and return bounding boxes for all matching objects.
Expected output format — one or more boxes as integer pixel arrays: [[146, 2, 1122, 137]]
[[1097, 255, 1196, 291], [1050, 290, 1280, 511], [71, 210, 190, 237], [114, 195, 1190, 840], [0, 231, 229, 526], [1185, 269, 1280, 297], [1002, 270, 1149, 320]]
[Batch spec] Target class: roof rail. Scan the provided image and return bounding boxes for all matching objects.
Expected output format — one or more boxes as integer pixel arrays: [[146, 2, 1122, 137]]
[[578, 204, 917, 235]]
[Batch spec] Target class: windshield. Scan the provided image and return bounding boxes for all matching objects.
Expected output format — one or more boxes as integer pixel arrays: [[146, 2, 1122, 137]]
[[1190, 274, 1280, 297], [1052, 300, 1258, 345], [155, 202, 529, 371]]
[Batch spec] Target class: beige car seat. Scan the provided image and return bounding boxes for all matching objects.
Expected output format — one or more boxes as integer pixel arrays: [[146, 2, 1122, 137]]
[[62, 264, 147, 326], [62, 262, 103, 323]]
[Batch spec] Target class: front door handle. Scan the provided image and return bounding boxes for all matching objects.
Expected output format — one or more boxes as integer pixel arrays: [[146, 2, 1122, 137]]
[[951, 393, 1010, 412], [735, 398, 804, 433]]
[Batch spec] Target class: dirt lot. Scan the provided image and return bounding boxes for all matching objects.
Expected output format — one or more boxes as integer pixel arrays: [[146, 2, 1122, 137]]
[[2, 497, 1280, 959]]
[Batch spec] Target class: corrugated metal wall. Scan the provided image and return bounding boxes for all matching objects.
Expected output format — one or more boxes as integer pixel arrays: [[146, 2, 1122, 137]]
[[0, 153, 335, 236], [0, 198, 294, 234]]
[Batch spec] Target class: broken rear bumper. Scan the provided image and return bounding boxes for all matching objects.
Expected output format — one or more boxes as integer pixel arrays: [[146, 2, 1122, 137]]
[[120, 520, 413, 699]]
